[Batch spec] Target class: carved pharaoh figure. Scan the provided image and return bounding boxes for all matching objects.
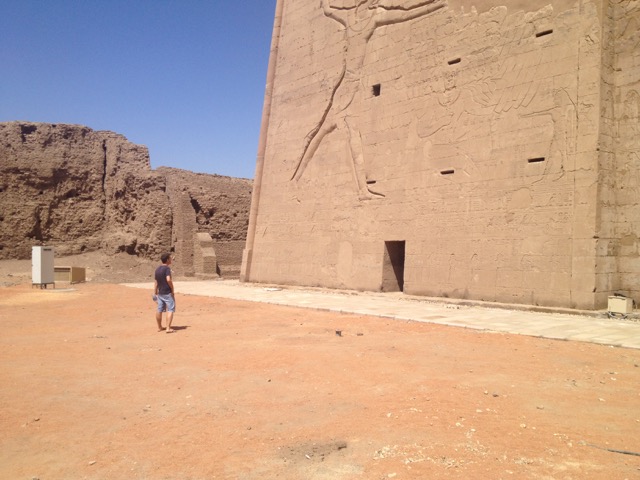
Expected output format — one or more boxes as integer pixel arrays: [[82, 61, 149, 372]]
[[290, 0, 445, 199], [520, 88, 577, 183]]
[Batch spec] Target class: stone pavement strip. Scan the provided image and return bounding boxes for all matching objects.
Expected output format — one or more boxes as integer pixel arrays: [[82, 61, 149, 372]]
[[123, 280, 640, 350]]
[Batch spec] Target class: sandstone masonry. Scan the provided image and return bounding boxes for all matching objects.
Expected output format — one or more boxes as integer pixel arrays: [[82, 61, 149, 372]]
[[242, 0, 640, 309]]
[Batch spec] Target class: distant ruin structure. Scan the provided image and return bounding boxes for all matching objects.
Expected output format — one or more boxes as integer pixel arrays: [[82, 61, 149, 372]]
[[159, 167, 252, 278], [0, 122, 252, 278], [242, 0, 640, 309]]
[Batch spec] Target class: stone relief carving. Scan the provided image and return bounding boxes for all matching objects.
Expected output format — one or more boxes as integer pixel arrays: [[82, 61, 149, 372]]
[[289, 1, 593, 199], [613, 0, 640, 51], [415, 68, 485, 182], [622, 90, 640, 121], [618, 89, 640, 182], [290, 0, 445, 199], [521, 89, 577, 183], [414, 10, 568, 185]]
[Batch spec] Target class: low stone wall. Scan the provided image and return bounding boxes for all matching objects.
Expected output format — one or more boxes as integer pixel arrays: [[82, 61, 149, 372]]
[[213, 241, 246, 278]]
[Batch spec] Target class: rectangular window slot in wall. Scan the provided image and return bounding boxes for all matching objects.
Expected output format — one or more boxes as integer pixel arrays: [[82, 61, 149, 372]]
[[440, 169, 455, 175], [372, 84, 381, 96], [448, 57, 461, 65], [535, 29, 553, 38], [528, 157, 546, 163]]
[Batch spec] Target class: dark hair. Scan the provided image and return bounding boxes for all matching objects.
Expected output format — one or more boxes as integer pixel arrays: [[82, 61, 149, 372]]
[[160, 253, 171, 264]]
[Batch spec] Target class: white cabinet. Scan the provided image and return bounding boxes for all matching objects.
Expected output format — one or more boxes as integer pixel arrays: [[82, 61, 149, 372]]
[[608, 296, 633, 315], [32, 246, 55, 287]]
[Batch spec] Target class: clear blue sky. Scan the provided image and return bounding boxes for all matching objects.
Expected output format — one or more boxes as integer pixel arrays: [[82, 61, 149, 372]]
[[0, 1, 277, 179]]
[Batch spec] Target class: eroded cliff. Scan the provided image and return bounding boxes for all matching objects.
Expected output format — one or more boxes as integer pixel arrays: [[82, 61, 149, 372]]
[[0, 122, 252, 277], [0, 122, 171, 259]]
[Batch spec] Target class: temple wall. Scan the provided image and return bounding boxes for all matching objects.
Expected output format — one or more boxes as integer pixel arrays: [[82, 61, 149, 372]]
[[244, 0, 639, 309], [608, 2, 640, 299]]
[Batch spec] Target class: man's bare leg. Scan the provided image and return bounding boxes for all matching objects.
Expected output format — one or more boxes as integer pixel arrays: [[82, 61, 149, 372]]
[[166, 312, 174, 333], [156, 311, 165, 332]]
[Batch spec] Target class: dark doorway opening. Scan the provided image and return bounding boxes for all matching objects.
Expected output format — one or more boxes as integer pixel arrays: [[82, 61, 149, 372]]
[[382, 241, 406, 292]]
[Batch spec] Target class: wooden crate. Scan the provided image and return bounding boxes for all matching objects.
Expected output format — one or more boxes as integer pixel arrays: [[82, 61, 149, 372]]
[[54, 266, 86, 284]]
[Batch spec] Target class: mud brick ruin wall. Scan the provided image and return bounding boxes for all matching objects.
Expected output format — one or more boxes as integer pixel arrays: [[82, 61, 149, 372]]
[[0, 122, 252, 277], [242, 0, 640, 309], [0, 122, 172, 259], [159, 167, 252, 277]]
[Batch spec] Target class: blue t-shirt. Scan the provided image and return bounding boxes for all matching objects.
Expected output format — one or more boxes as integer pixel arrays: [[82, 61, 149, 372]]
[[154, 265, 172, 295]]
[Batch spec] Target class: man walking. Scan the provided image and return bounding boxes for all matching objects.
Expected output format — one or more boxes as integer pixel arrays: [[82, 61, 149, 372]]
[[154, 253, 175, 333]]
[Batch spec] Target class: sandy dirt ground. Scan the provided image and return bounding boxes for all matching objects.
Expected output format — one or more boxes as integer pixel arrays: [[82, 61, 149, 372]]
[[1, 276, 640, 479], [0, 252, 160, 287]]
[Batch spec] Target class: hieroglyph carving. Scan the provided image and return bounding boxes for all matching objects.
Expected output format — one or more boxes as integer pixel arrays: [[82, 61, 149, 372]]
[[521, 89, 577, 183], [414, 10, 573, 184], [290, 0, 445, 199]]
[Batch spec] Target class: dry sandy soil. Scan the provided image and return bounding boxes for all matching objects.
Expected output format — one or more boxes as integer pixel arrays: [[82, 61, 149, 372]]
[[0, 251, 171, 287], [1, 255, 639, 479]]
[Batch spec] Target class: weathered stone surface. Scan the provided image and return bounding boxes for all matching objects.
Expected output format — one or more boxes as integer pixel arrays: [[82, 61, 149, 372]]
[[194, 232, 219, 278], [158, 167, 252, 277], [0, 121, 171, 259], [0, 122, 253, 277], [243, 0, 640, 309]]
